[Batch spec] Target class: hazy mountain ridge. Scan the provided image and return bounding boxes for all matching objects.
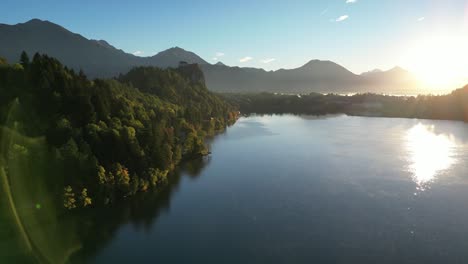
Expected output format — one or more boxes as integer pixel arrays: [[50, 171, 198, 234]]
[[201, 60, 420, 94], [0, 19, 422, 94]]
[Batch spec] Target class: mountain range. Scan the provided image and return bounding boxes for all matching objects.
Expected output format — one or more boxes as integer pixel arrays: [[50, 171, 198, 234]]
[[0, 19, 423, 94]]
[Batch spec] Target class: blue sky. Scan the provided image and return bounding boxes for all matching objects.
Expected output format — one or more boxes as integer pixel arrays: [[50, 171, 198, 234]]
[[3, 0, 468, 83]]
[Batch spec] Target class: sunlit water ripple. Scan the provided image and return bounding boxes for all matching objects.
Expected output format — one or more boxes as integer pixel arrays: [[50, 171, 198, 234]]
[[405, 123, 458, 192]]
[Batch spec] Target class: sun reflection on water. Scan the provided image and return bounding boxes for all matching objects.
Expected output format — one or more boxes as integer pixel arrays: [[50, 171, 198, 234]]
[[405, 123, 456, 192]]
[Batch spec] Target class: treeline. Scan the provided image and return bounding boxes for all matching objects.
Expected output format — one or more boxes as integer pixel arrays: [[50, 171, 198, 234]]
[[0, 53, 238, 209], [222, 89, 468, 122], [222, 92, 347, 115]]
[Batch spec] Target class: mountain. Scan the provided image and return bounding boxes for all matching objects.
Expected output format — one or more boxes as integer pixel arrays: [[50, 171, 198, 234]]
[[0, 19, 206, 78], [200, 60, 356, 94], [359, 67, 420, 94], [361, 69, 383, 76], [270, 60, 360, 93], [201, 61, 421, 94], [362, 67, 411, 80], [0, 19, 140, 77], [0, 19, 422, 94], [148, 47, 208, 68]]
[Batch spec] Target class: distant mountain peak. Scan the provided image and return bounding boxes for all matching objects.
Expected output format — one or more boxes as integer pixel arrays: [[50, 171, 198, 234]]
[[296, 59, 356, 77], [301, 59, 331, 67], [300, 59, 349, 71], [361, 69, 383, 76], [362, 66, 410, 77], [153, 47, 185, 56], [388, 66, 406, 73], [25, 18, 44, 24], [150, 47, 208, 66], [162, 46, 189, 54], [215, 61, 226, 66], [16, 18, 73, 35], [22, 18, 58, 27]]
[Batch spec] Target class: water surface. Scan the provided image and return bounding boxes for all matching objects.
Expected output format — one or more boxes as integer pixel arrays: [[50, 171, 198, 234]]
[[6, 115, 468, 263]]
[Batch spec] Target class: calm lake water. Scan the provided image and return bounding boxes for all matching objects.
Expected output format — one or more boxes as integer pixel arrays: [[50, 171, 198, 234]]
[[5, 115, 468, 263]]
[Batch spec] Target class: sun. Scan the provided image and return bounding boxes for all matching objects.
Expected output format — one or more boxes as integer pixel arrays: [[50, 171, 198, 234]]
[[402, 33, 468, 92]]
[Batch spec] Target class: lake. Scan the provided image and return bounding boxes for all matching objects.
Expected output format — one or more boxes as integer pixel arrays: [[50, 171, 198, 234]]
[[4, 115, 468, 263]]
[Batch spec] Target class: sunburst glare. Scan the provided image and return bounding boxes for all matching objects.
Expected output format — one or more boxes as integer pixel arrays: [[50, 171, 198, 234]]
[[405, 123, 456, 192]]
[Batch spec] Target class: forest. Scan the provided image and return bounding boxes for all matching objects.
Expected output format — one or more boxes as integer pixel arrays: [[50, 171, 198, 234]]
[[222, 89, 468, 122], [0, 52, 238, 210]]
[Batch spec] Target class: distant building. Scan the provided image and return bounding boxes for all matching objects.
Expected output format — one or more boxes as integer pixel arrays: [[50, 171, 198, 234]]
[[179, 61, 189, 67], [177, 61, 204, 83]]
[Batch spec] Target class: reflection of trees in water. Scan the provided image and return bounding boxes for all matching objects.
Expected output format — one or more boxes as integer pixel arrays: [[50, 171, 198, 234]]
[[0, 99, 214, 263], [69, 156, 211, 263], [183, 156, 211, 178]]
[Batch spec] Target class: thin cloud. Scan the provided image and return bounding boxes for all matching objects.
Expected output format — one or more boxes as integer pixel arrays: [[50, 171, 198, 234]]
[[133, 50, 144, 56], [320, 8, 329, 16], [418, 17, 425, 22], [239, 56, 253, 63], [216, 52, 225, 57], [212, 57, 219, 61], [336, 15, 349, 22], [261, 58, 276, 64], [346, 0, 357, 3]]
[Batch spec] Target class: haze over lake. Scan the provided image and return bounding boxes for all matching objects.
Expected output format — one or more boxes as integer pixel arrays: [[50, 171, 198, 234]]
[[62, 115, 468, 263]]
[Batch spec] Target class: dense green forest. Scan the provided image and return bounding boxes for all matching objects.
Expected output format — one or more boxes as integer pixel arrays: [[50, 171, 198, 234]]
[[223, 89, 468, 122], [0, 52, 238, 210]]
